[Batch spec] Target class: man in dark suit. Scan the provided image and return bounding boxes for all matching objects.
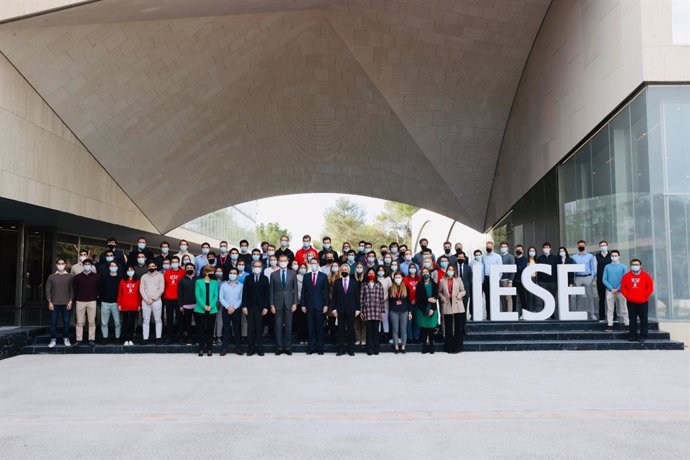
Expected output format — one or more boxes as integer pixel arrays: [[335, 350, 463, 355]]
[[242, 261, 269, 356], [456, 252, 472, 315], [301, 260, 329, 355], [331, 263, 361, 356], [270, 255, 299, 355]]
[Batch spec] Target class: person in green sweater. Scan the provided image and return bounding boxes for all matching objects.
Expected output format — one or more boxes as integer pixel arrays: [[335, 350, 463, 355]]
[[195, 264, 219, 357], [415, 267, 439, 354]]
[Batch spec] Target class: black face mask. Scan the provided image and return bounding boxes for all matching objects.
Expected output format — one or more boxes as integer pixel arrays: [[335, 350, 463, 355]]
[[326, 259, 333, 264], [341, 272, 350, 277], [516, 250, 523, 256], [420, 245, 428, 251], [456, 249, 462, 254], [208, 259, 215, 265], [444, 248, 451, 254], [108, 244, 116, 251], [578, 246, 586, 252], [186, 269, 195, 276], [486, 247, 493, 253], [458, 258, 465, 264], [148, 267, 156, 273]]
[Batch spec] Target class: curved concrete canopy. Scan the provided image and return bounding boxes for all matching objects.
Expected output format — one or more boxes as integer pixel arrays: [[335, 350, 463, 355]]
[[0, 0, 550, 233]]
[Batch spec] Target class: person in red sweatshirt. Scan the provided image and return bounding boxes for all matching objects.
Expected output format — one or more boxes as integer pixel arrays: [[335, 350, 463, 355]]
[[620, 259, 654, 343], [295, 234, 319, 266], [118, 267, 142, 346], [163, 256, 185, 344]]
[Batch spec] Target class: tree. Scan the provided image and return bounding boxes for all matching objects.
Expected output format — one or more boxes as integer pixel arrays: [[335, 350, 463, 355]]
[[257, 222, 291, 245], [322, 198, 420, 249]]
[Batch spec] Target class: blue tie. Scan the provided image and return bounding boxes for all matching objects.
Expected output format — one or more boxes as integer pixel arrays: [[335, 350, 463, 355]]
[[281, 270, 286, 289]]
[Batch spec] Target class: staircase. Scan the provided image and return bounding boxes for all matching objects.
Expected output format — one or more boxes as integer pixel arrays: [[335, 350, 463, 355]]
[[19, 321, 684, 354]]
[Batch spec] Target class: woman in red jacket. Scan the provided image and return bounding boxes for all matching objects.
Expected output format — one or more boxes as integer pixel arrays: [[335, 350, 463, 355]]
[[118, 267, 142, 346], [620, 259, 654, 343]]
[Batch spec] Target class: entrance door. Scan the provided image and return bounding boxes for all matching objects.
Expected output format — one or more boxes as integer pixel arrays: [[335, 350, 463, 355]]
[[21, 228, 55, 326], [0, 224, 19, 325]]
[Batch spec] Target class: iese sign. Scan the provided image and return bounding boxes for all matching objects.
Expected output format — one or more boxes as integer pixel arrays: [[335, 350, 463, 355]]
[[472, 263, 589, 321]]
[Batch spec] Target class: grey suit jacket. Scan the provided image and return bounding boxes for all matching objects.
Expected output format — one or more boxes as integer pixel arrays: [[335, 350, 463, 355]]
[[270, 269, 299, 309]]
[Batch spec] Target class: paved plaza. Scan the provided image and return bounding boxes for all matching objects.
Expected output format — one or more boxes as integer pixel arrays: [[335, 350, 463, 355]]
[[1, 350, 688, 459]]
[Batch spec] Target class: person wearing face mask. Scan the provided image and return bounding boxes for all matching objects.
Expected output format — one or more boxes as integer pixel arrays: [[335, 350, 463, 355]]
[[595, 240, 612, 322], [455, 251, 472, 320], [415, 267, 439, 354], [132, 254, 149, 280], [177, 263, 198, 345], [355, 240, 368, 264], [352, 262, 367, 345], [345, 250, 357, 272], [71, 250, 98, 276], [194, 242, 212, 276], [261, 255, 279, 339], [98, 250, 123, 277], [481, 242, 502, 321], [237, 239, 252, 266], [295, 234, 319, 266], [470, 250, 484, 319], [422, 256, 438, 286], [403, 263, 421, 343], [127, 237, 154, 268], [364, 251, 379, 272], [293, 263, 309, 345], [325, 261, 342, 340], [523, 247, 538, 312], [153, 242, 172, 271], [263, 255, 279, 279], [390, 260, 400, 277], [318, 236, 339, 267], [338, 243, 352, 265], [602, 250, 629, 332], [359, 268, 385, 355], [557, 247, 576, 313], [194, 265, 219, 357], [439, 266, 466, 353], [413, 238, 436, 267], [163, 256, 185, 344], [376, 266, 392, 343], [174, 240, 194, 266], [389, 272, 411, 354], [46, 259, 74, 348], [242, 261, 270, 356], [571, 240, 598, 320], [236, 261, 248, 283], [275, 235, 295, 264], [260, 241, 270, 263], [216, 240, 231, 278], [269, 255, 299, 355], [212, 267, 226, 346], [219, 267, 244, 356], [513, 245, 528, 318], [442, 241, 457, 267], [536, 242, 559, 319], [498, 242, 516, 313], [99, 237, 127, 267], [99, 260, 123, 344], [332, 263, 361, 356], [381, 253, 394, 273], [300, 258, 329, 355], [227, 248, 242, 273], [117, 266, 141, 346], [72, 259, 100, 346], [620, 259, 653, 342], [139, 261, 165, 344], [400, 249, 414, 276], [388, 242, 401, 263]]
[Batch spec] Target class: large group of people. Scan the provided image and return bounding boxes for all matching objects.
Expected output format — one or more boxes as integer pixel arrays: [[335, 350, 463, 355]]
[[44, 234, 655, 355]]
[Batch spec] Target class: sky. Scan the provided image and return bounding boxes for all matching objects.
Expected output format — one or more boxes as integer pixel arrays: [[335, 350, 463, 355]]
[[255, 193, 387, 243]]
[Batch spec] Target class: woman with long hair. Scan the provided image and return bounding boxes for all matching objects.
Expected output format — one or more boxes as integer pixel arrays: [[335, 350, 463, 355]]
[[359, 268, 385, 355], [415, 267, 439, 354], [389, 271, 411, 353]]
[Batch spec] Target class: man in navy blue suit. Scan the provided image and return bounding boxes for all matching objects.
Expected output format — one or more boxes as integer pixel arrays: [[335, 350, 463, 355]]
[[301, 259, 329, 355]]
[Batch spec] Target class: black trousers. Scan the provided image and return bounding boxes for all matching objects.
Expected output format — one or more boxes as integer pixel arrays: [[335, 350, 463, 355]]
[[181, 308, 194, 342], [420, 327, 435, 352], [515, 281, 528, 313], [274, 307, 293, 351], [121, 311, 137, 342], [222, 308, 243, 351], [443, 313, 465, 353], [482, 277, 491, 320], [597, 280, 607, 319], [628, 301, 649, 339], [337, 311, 356, 353], [365, 320, 380, 354], [307, 307, 325, 352], [293, 307, 308, 342], [194, 311, 214, 352], [164, 299, 181, 340], [246, 308, 264, 353]]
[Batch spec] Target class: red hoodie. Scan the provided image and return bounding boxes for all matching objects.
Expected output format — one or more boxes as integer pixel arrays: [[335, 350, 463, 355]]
[[620, 270, 654, 304], [118, 278, 141, 311], [163, 268, 185, 300]]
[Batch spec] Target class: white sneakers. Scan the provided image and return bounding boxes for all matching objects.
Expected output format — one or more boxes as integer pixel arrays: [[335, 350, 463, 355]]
[[63, 338, 71, 347], [49, 338, 71, 348], [48, 339, 56, 348], [124, 341, 134, 346]]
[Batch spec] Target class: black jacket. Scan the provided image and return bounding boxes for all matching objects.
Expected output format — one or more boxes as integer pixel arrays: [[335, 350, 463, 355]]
[[415, 280, 438, 313], [536, 254, 558, 283], [243, 274, 270, 310], [177, 275, 197, 307], [331, 277, 361, 314]]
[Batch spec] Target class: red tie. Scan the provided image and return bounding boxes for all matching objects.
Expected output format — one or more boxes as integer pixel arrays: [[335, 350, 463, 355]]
[[312, 272, 317, 286]]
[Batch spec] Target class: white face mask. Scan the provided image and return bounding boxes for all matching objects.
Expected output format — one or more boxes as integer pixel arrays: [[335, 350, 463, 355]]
[[394, 277, 403, 285], [279, 261, 288, 269], [56, 264, 65, 271], [528, 251, 536, 257], [299, 268, 307, 275], [269, 260, 277, 267], [252, 267, 262, 275], [331, 266, 339, 273], [446, 270, 455, 277], [405, 255, 412, 261], [126, 270, 135, 278], [474, 256, 481, 262], [611, 256, 619, 263], [179, 245, 188, 252], [310, 264, 319, 272], [600, 245, 608, 253], [79, 255, 86, 262], [83, 265, 92, 273], [559, 251, 566, 258], [543, 248, 551, 256]]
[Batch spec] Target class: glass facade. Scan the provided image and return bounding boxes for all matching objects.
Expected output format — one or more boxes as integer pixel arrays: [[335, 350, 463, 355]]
[[180, 202, 257, 247], [499, 85, 690, 321]]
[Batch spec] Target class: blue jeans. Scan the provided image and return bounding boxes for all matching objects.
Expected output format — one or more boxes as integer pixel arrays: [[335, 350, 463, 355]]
[[50, 304, 71, 339], [100, 302, 121, 338], [406, 308, 420, 340]]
